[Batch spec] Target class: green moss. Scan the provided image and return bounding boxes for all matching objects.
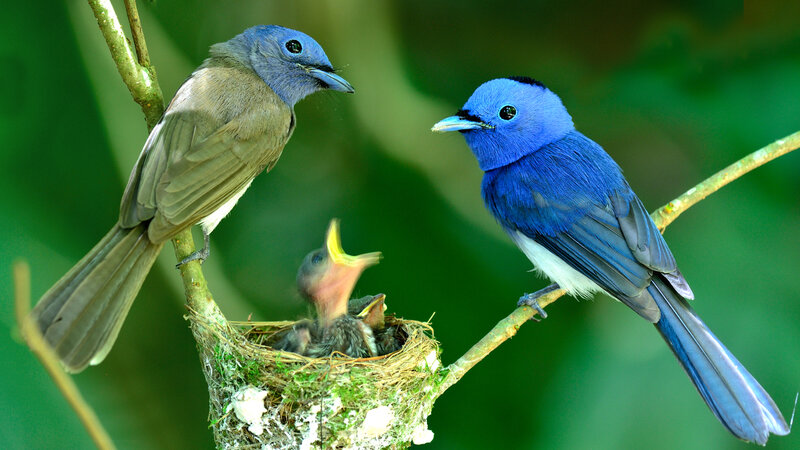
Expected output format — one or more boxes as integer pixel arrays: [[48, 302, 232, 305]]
[[241, 360, 263, 385]]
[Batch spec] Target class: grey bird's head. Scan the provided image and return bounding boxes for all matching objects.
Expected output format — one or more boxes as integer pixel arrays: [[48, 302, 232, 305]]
[[217, 25, 354, 107]]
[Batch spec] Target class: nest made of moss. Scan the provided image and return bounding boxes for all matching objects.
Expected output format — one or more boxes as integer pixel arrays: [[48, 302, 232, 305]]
[[189, 309, 443, 449]]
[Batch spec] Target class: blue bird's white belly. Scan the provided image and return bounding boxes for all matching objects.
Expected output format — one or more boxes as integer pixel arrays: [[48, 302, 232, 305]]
[[510, 231, 602, 298], [200, 179, 254, 235]]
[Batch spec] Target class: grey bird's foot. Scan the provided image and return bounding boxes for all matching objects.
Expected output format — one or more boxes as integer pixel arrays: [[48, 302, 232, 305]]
[[518, 283, 559, 320], [176, 233, 210, 268]]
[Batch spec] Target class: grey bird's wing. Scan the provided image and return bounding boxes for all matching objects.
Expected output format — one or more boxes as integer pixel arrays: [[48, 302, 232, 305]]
[[119, 64, 294, 243]]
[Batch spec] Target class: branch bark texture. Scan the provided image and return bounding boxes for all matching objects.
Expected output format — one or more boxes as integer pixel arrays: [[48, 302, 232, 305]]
[[88, 0, 163, 129]]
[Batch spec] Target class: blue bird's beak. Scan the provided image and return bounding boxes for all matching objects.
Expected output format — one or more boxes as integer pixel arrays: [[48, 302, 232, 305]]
[[305, 66, 355, 93], [431, 115, 493, 133]]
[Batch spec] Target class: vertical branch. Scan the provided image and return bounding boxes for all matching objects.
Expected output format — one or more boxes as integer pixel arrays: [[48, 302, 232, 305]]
[[123, 0, 151, 68], [87, 0, 163, 129], [125, 0, 153, 67], [85, 0, 213, 315], [171, 232, 227, 325], [14, 262, 116, 450]]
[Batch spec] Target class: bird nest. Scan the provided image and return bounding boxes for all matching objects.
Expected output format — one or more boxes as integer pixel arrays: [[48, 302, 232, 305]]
[[188, 308, 442, 449]]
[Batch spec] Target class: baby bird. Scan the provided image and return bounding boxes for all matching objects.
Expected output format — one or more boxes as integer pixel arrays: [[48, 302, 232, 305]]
[[349, 294, 402, 355], [272, 319, 315, 355], [296, 220, 381, 358]]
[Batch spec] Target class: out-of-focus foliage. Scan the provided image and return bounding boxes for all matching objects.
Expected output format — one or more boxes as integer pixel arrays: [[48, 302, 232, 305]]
[[2, 1, 799, 449]]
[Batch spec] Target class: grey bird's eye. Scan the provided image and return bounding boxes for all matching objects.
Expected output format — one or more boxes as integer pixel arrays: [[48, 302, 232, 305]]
[[285, 39, 303, 54], [499, 105, 516, 120]]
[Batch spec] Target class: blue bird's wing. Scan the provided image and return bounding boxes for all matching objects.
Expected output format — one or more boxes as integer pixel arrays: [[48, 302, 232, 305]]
[[529, 198, 661, 321], [482, 132, 693, 320], [610, 188, 694, 299], [522, 185, 696, 321]]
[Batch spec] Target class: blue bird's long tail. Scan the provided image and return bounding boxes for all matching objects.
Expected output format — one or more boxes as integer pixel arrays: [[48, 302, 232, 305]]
[[650, 277, 790, 445]]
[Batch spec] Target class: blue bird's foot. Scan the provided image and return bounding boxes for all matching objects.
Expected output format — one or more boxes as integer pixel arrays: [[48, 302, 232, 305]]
[[518, 284, 560, 320], [176, 233, 210, 268]]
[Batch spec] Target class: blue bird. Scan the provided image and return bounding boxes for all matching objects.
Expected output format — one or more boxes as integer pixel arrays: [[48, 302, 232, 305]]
[[432, 77, 790, 444], [31, 25, 353, 372]]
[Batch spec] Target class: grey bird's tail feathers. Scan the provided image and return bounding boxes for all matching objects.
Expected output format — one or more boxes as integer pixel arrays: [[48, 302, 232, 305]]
[[650, 277, 790, 445], [30, 224, 163, 372]]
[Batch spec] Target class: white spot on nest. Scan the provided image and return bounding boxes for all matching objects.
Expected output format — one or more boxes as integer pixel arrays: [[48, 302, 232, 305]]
[[360, 406, 395, 438], [300, 403, 322, 450], [412, 421, 435, 445], [230, 386, 268, 435], [417, 350, 440, 372], [248, 422, 264, 436], [329, 396, 343, 414]]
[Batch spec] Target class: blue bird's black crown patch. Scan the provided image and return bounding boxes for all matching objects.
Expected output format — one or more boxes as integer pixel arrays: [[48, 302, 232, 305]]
[[507, 76, 546, 88]]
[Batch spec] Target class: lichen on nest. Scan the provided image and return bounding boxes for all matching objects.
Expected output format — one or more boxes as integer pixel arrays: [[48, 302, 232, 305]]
[[188, 308, 443, 449]]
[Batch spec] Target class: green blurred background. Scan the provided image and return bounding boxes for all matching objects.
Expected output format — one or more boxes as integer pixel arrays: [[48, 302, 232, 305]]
[[2, 1, 799, 448]]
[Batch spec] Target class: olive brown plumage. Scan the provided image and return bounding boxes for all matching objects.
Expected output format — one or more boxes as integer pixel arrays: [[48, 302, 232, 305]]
[[31, 25, 354, 372]]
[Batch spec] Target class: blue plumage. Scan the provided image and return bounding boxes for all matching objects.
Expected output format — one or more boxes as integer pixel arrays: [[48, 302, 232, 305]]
[[482, 130, 627, 236], [433, 77, 789, 444]]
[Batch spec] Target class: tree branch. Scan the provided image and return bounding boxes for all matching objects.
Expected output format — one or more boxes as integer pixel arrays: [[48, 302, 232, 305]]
[[122, 0, 151, 68], [436, 130, 800, 396], [653, 130, 800, 231], [14, 262, 116, 450], [87, 0, 163, 129]]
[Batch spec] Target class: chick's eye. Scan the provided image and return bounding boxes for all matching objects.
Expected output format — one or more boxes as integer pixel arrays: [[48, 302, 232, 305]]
[[311, 252, 324, 264], [499, 105, 516, 120], [285, 39, 303, 54]]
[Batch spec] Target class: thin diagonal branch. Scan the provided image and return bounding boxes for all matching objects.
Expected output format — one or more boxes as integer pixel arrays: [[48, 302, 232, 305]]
[[653, 130, 800, 231], [14, 262, 116, 450], [436, 130, 800, 396]]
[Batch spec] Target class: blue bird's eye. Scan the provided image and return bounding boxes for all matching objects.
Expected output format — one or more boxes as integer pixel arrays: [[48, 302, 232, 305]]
[[499, 105, 516, 120], [285, 40, 303, 54]]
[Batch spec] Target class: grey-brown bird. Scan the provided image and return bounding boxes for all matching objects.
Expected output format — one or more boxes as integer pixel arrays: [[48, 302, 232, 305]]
[[297, 220, 381, 358], [30, 25, 354, 372]]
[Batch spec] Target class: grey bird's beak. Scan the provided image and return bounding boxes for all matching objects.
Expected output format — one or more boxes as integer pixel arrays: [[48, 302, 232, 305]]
[[307, 67, 355, 93], [431, 115, 493, 133]]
